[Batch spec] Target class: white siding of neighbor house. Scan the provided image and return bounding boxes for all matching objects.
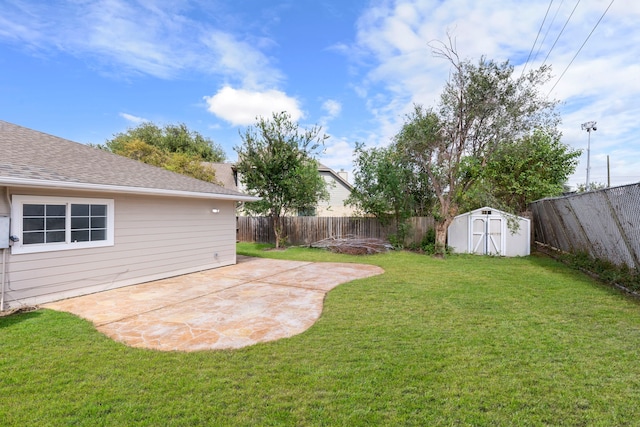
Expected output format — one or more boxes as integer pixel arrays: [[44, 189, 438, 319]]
[[316, 172, 355, 217], [3, 187, 237, 308]]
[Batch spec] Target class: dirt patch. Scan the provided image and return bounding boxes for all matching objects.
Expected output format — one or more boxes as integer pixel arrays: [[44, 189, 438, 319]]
[[311, 236, 393, 255]]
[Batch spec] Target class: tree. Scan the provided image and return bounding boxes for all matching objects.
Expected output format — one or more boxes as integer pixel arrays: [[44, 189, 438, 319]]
[[346, 142, 434, 246], [467, 131, 581, 213], [103, 122, 225, 182], [395, 38, 560, 253], [107, 122, 225, 161], [234, 112, 329, 248], [575, 182, 607, 193]]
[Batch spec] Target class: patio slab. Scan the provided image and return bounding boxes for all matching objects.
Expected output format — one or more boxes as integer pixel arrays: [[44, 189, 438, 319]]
[[43, 256, 384, 351]]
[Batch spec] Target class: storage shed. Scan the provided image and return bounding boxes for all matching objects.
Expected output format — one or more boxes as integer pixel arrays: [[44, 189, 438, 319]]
[[447, 207, 530, 257]]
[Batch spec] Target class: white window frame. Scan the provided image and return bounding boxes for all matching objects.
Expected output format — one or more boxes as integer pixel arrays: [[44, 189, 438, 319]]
[[11, 195, 115, 254]]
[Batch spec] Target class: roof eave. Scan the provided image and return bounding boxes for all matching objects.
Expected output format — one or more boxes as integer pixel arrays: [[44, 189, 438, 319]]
[[0, 177, 261, 202]]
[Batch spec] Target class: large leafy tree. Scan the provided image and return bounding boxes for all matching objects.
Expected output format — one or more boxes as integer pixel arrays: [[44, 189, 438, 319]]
[[234, 112, 329, 248], [347, 142, 434, 246], [395, 38, 560, 253], [103, 122, 225, 182], [462, 131, 582, 213]]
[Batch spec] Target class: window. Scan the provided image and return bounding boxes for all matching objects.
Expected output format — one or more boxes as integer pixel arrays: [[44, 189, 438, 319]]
[[12, 196, 114, 254]]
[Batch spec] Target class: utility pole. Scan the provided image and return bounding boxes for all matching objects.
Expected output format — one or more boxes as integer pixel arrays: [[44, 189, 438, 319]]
[[581, 121, 597, 190]]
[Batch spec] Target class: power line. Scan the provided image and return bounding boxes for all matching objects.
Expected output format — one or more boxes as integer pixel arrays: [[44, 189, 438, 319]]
[[547, 0, 615, 95], [532, 0, 565, 64], [521, 0, 554, 77], [541, 0, 581, 67]]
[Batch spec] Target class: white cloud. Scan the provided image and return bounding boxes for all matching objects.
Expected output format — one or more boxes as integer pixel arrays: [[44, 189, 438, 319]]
[[0, 0, 298, 131], [320, 137, 356, 182], [319, 99, 342, 125], [322, 99, 342, 118], [200, 30, 283, 89], [0, 0, 282, 85], [204, 86, 303, 126], [119, 112, 147, 124]]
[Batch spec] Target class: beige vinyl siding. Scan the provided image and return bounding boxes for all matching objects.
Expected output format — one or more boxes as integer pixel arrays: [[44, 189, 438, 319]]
[[316, 173, 356, 216], [4, 188, 237, 308]]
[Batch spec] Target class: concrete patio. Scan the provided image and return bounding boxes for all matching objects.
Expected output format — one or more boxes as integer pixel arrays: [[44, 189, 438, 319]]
[[43, 256, 384, 352]]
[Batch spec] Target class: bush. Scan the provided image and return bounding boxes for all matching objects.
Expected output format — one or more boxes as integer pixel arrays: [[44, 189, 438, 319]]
[[388, 221, 413, 249], [411, 228, 451, 256]]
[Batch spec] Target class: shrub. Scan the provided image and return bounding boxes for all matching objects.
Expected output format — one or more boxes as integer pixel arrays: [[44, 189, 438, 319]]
[[412, 228, 451, 256]]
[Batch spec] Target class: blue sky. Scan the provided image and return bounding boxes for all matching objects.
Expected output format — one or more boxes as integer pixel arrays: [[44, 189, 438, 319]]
[[1, 0, 638, 189]]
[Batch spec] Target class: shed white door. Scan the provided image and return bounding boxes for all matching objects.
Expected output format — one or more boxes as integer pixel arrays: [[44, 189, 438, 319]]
[[470, 213, 503, 255]]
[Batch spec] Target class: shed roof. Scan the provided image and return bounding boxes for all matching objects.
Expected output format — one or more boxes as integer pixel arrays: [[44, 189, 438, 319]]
[[0, 120, 258, 201], [453, 206, 529, 220]]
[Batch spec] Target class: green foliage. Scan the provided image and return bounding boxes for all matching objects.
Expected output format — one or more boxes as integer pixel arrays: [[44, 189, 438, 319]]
[[347, 140, 435, 247], [103, 122, 225, 182], [347, 143, 417, 221], [234, 112, 329, 248], [106, 122, 225, 161], [347, 143, 395, 223], [163, 151, 221, 182], [559, 251, 640, 292], [463, 130, 582, 213], [575, 182, 607, 193], [387, 222, 414, 250], [407, 228, 451, 255]]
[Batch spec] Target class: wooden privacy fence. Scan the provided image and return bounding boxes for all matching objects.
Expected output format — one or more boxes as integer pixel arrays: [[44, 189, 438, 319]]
[[237, 216, 435, 246]]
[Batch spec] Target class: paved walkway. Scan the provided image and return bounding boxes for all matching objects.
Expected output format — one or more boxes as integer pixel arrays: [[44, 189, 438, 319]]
[[43, 256, 384, 352]]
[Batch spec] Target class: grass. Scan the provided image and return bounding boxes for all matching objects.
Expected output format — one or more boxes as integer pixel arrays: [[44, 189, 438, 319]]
[[2, 244, 640, 425]]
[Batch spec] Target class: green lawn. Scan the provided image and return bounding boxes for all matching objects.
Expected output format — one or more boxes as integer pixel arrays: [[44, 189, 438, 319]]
[[2, 244, 640, 426]]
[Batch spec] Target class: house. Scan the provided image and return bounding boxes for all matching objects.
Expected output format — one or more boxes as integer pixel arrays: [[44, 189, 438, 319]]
[[0, 121, 258, 310], [447, 206, 531, 257], [206, 162, 356, 216], [315, 164, 355, 216]]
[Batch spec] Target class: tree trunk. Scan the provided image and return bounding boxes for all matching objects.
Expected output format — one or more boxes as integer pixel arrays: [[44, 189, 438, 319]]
[[272, 215, 283, 249], [434, 217, 453, 258]]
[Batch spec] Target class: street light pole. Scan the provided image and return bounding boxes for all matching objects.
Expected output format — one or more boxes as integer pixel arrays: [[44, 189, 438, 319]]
[[581, 121, 597, 190]]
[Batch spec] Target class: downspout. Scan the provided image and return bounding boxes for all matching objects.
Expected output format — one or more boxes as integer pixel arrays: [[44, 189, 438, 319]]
[[1, 248, 5, 311], [2, 187, 11, 311]]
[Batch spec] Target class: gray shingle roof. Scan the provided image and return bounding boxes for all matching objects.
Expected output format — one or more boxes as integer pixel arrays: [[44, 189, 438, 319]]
[[204, 163, 238, 191], [0, 120, 257, 200], [318, 163, 352, 189]]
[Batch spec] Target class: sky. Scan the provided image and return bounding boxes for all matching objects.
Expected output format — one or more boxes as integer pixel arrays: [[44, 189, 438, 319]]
[[1, 0, 638, 190]]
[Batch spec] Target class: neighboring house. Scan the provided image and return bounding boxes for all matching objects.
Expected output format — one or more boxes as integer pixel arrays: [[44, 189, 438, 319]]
[[315, 164, 355, 216], [206, 162, 238, 190], [0, 121, 258, 310], [206, 162, 356, 217]]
